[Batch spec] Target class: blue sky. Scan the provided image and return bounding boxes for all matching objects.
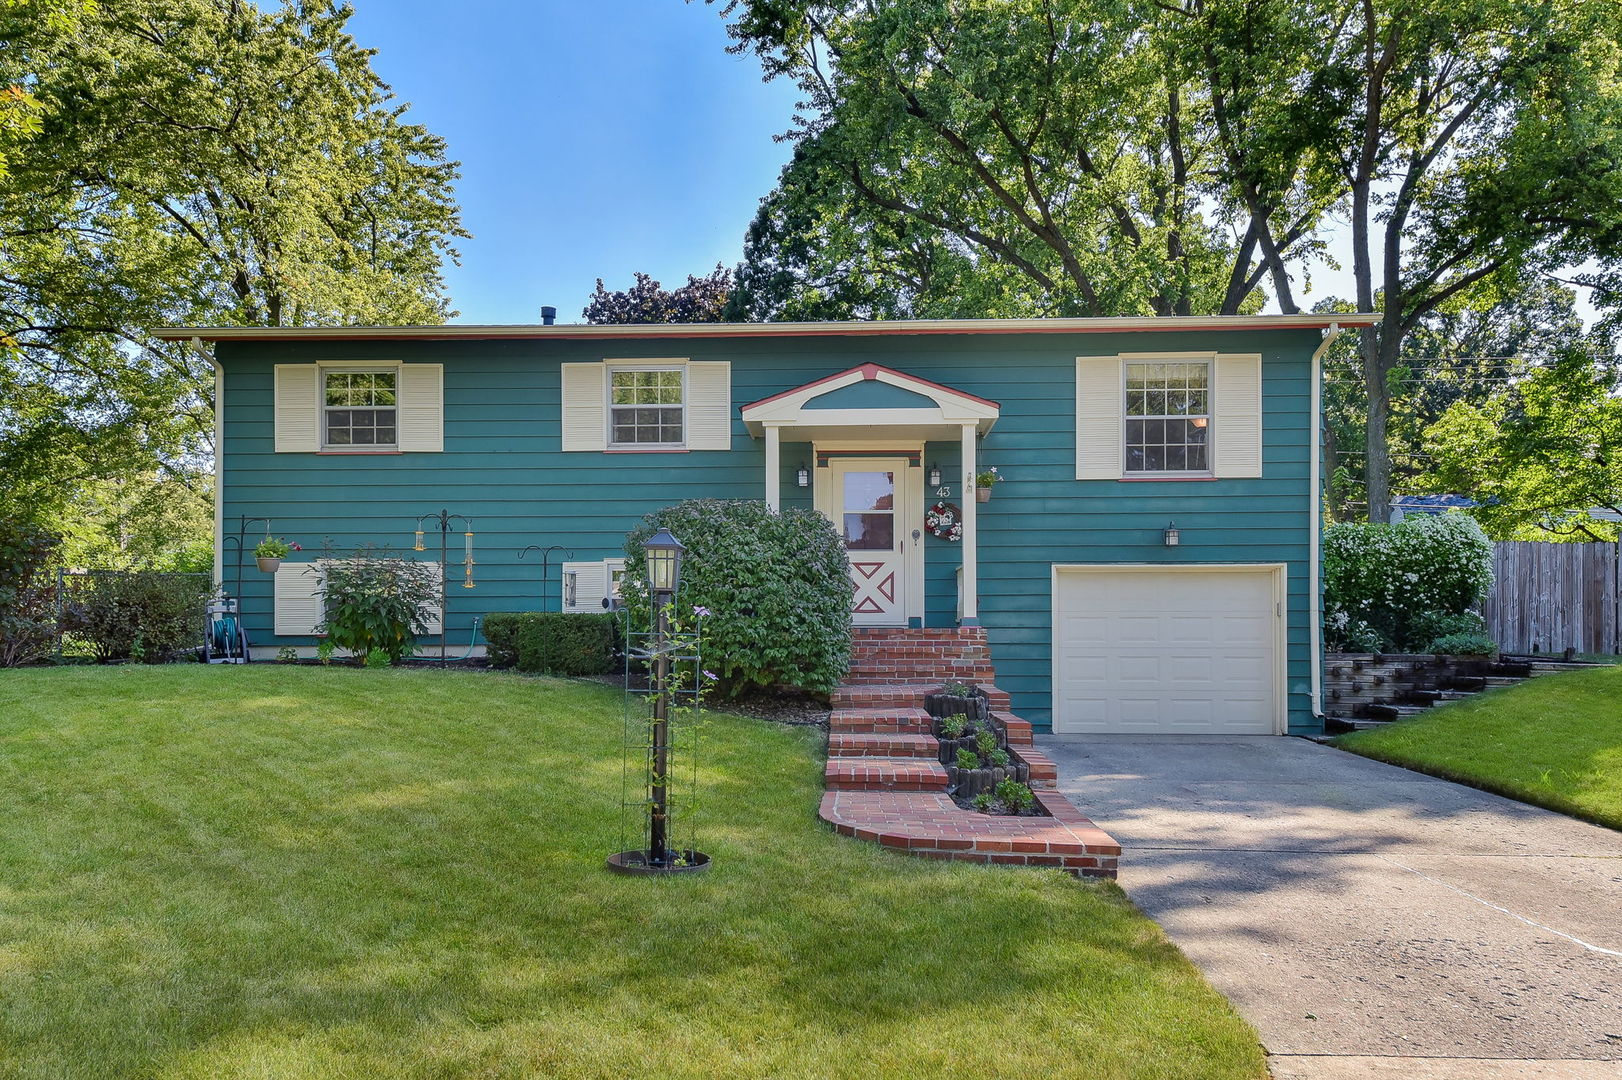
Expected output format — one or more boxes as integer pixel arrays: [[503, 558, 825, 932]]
[[347, 0, 800, 325]]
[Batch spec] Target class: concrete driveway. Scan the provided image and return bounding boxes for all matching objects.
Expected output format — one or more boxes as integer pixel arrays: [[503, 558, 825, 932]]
[[1041, 736, 1622, 1080]]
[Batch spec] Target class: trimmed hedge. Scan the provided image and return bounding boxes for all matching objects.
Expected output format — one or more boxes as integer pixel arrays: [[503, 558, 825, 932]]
[[621, 499, 852, 696], [0, 518, 60, 668], [483, 612, 617, 676], [60, 570, 211, 663]]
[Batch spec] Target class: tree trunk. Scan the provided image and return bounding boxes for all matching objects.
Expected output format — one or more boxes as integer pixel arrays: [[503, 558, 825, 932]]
[[1361, 319, 1404, 523]]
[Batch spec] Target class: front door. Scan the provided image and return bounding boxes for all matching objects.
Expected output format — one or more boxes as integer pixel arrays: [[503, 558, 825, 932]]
[[821, 456, 919, 626]]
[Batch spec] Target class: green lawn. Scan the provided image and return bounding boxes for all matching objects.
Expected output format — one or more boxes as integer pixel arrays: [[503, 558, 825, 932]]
[[1336, 665, 1622, 830], [0, 667, 1262, 1080]]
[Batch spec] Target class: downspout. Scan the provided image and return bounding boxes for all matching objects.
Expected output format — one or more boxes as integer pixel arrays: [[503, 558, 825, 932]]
[[1308, 322, 1343, 723], [186, 335, 225, 591]]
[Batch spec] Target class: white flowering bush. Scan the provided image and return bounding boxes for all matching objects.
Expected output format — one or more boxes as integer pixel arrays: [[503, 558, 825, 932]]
[[1324, 512, 1495, 652]]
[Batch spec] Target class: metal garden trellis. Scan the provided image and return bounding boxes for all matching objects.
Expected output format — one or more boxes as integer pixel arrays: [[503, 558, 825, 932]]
[[607, 528, 711, 876]]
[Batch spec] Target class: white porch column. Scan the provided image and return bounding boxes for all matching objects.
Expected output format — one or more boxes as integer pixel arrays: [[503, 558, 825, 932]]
[[764, 424, 781, 512], [960, 423, 979, 625]]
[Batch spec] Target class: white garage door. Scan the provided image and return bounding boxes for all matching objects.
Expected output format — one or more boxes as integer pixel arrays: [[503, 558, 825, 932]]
[[1053, 567, 1281, 735]]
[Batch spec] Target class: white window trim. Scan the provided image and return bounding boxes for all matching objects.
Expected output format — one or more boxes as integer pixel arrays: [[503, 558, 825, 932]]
[[604, 360, 689, 450], [319, 362, 402, 452], [1121, 354, 1215, 479]]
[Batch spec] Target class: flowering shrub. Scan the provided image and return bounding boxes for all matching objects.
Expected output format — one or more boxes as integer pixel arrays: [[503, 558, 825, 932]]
[[622, 499, 852, 696], [1324, 512, 1495, 652]]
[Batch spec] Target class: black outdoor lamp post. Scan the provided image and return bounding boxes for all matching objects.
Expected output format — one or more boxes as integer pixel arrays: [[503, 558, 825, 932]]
[[607, 528, 710, 875]]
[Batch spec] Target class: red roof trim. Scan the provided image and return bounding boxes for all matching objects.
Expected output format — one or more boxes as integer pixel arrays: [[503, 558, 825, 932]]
[[740, 361, 1000, 414]]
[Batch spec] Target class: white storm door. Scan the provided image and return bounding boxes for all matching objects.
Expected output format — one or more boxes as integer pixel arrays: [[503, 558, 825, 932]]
[[829, 458, 910, 626]]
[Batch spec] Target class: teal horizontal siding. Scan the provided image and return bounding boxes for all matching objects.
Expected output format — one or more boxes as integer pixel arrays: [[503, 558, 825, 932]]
[[219, 327, 1324, 733]]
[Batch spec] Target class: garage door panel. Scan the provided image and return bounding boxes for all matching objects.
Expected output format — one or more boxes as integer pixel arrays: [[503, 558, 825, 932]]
[[1054, 567, 1279, 735]]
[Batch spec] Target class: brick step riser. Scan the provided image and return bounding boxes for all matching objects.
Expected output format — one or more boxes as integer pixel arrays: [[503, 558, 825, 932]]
[[832, 691, 928, 709], [828, 720, 933, 735], [825, 778, 951, 793], [829, 744, 939, 759]]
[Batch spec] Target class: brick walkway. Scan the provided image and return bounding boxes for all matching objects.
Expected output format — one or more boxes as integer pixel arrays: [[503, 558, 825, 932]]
[[820, 628, 1120, 878]]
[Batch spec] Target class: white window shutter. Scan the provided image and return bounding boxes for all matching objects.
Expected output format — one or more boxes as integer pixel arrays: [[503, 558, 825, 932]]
[[1214, 353, 1263, 478], [561, 363, 607, 452], [686, 361, 732, 450], [398, 364, 443, 452], [274, 562, 324, 636], [561, 561, 608, 613], [274, 365, 320, 453], [1075, 356, 1124, 479]]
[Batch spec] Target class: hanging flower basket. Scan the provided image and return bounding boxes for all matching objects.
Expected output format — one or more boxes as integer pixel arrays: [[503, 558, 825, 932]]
[[253, 537, 300, 573], [974, 466, 1002, 503]]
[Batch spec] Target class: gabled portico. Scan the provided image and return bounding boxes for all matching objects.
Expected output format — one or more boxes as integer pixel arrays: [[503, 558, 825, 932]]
[[740, 363, 1000, 626]]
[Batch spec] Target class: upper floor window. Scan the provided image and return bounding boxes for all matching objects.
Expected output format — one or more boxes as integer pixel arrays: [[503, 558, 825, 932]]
[[1125, 361, 1209, 474], [324, 369, 398, 448], [609, 367, 685, 447]]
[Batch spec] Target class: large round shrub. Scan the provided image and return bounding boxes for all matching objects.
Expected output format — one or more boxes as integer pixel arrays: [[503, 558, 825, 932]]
[[1324, 512, 1495, 652], [622, 500, 852, 696]]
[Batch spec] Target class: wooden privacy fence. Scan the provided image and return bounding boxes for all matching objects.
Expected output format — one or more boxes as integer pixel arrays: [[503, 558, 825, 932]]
[[1480, 541, 1620, 656]]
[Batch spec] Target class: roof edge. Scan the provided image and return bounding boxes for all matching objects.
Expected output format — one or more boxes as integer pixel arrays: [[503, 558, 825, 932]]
[[154, 313, 1381, 343]]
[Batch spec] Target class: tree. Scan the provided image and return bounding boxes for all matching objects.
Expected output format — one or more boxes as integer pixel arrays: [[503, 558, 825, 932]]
[[583, 265, 732, 324], [711, 0, 1291, 319], [0, 0, 465, 547], [1182, 0, 1622, 521], [1319, 280, 1611, 520], [1422, 352, 1622, 542]]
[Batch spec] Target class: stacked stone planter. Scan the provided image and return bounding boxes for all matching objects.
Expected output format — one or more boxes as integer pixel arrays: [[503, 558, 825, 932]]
[[923, 688, 1032, 798]]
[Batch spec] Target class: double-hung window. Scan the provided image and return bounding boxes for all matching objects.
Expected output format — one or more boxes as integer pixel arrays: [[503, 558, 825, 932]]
[[1125, 361, 1210, 474], [323, 369, 398, 448], [608, 367, 685, 448]]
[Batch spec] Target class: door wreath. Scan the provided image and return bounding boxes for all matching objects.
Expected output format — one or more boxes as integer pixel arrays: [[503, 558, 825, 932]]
[[925, 500, 963, 541]]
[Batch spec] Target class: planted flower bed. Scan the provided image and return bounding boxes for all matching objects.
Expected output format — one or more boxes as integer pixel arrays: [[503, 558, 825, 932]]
[[925, 684, 1041, 816]]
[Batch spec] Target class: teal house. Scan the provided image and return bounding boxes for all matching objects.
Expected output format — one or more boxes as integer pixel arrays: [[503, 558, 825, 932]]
[[159, 313, 1379, 735]]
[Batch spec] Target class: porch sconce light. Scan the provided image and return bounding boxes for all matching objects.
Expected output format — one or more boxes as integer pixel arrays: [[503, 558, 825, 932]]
[[928, 462, 942, 488], [796, 464, 811, 488], [1163, 521, 1181, 547], [643, 527, 686, 598]]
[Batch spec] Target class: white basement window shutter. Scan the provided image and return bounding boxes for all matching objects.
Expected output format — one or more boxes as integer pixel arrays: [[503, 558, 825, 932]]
[[274, 364, 320, 453], [686, 361, 732, 450], [1075, 356, 1124, 479], [398, 364, 444, 452], [561, 560, 609, 613], [274, 560, 443, 637], [274, 562, 324, 636], [560, 363, 607, 452], [1213, 353, 1263, 478]]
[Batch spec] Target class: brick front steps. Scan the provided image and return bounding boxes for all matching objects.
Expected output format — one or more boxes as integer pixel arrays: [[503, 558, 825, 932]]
[[821, 629, 1119, 879]]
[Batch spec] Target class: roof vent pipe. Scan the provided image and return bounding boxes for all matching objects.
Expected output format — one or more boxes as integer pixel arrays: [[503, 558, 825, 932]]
[[540, 306, 557, 326]]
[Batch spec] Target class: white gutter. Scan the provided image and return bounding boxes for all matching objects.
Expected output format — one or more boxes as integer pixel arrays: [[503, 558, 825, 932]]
[[1308, 322, 1344, 721], [186, 335, 224, 591]]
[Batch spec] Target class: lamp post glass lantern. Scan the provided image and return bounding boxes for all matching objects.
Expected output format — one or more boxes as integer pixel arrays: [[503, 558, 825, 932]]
[[607, 527, 710, 876]]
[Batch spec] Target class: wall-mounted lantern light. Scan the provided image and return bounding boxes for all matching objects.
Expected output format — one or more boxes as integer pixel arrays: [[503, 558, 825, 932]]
[[928, 462, 942, 488], [796, 464, 811, 488], [1164, 521, 1181, 547]]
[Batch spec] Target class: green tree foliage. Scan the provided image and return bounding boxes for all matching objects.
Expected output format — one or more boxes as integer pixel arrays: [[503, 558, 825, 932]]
[[0, 0, 466, 555], [1318, 281, 1611, 521], [621, 499, 852, 696], [1422, 353, 1622, 542], [714, 0, 1279, 320], [583, 265, 732, 324]]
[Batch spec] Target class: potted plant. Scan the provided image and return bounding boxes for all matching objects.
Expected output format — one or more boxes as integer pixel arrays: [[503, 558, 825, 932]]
[[974, 466, 1002, 503], [254, 536, 299, 573]]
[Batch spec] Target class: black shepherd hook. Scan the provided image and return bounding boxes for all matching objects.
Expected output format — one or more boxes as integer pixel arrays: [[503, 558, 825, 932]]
[[519, 545, 574, 612]]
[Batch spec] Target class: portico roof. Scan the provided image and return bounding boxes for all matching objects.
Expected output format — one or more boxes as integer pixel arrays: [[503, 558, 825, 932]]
[[739, 362, 1001, 442]]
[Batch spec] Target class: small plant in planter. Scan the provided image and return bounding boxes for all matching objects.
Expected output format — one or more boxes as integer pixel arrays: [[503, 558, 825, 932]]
[[276, 646, 300, 664], [955, 747, 981, 771], [993, 778, 1036, 813], [925, 681, 989, 723], [974, 466, 1003, 503], [939, 712, 970, 739], [254, 537, 300, 573]]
